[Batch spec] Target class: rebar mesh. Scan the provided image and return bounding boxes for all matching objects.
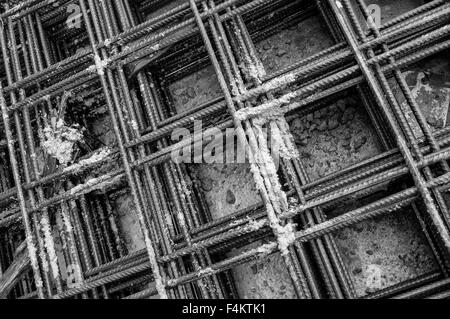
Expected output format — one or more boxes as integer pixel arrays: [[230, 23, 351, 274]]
[[0, 0, 450, 299]]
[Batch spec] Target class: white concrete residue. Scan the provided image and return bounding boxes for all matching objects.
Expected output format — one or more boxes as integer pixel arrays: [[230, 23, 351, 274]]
[[235, 73, 297, 121], [129, 120, 139, 132], [26, 239, 43, 290], [94, 54, 109, 76], [104, 38, 112, 47], [150, 44, 161, 52], [42, 119, 83, 166], [230, 240, 296, 298], [252, 122, 289, 212], [399, 71, 450, 138], [40, 214, 61, 283]]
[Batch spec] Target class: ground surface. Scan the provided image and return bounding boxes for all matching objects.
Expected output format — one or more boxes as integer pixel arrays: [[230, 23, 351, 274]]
[[288, 96, 382, 180], [96, 0, 450, 299]]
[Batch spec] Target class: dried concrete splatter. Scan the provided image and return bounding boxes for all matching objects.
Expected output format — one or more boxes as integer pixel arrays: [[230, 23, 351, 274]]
[[188, 164, 260, 220], [229, 240, 297, 299], [114, 192, 146, 253], [391, 51, 450, 137]]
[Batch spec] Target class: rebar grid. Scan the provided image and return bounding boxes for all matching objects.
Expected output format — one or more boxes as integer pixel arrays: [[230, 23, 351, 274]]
[[0, 0, 450, 299]]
